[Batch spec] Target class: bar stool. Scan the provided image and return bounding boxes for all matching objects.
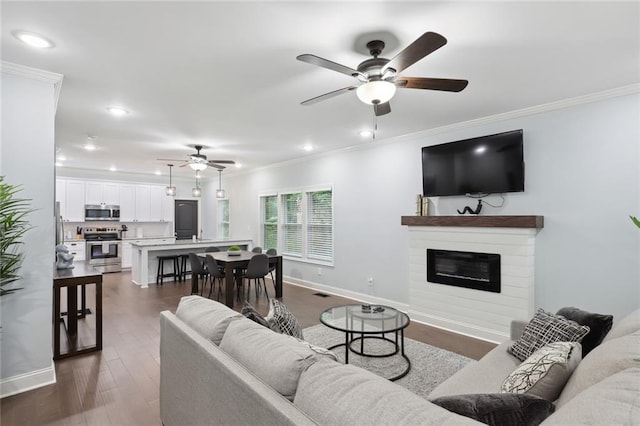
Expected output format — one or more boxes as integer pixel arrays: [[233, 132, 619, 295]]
[[156, 255, 180, 285], [178, 254, 191, 282]]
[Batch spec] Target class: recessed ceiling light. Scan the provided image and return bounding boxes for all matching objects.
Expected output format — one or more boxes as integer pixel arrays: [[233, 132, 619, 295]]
[[303, 144, 313, 152], [12, 30, 55, 49], [235, 163, 242, 168], [359, 130, 374, 138], [57, 155, 66, 161], [109, 166, 117, 172], [106, 106, 129, 116], [84, 144, 96, 151], [155, 170, 162, 176], [55, 162, 63, 167]]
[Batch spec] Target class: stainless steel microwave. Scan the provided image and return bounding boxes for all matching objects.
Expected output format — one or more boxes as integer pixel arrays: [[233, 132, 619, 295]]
[[84, 204, 120, 221]]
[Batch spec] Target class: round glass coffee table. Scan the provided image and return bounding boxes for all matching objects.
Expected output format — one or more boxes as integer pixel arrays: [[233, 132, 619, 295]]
[[319, 304, 411, 381]]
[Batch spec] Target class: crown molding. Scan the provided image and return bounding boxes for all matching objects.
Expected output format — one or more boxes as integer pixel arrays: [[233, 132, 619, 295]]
[[1, 61, 64, 113]]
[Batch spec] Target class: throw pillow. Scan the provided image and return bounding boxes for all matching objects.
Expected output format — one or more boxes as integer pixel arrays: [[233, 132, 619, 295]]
[[265, 299, 304, 340], [501, 342, 582, 401], [556, 307, 613, 356], [241, 301, 270, 328], [431, 393, 555, 426], [508, 309, 589, 362]]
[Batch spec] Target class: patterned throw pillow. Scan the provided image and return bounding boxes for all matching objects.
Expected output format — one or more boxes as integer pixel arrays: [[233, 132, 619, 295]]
[[508, 309, 589, 362], [265, 299, 304, 340], [241, 301, 270, 328], [501, 342, 582, 401]]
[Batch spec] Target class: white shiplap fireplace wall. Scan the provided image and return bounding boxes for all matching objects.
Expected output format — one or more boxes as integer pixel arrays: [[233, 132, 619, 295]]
[[405, 216, 543, 343]]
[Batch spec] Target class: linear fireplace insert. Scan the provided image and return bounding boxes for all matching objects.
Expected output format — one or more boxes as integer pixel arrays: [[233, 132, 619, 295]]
[[427, 249, 501, 293]]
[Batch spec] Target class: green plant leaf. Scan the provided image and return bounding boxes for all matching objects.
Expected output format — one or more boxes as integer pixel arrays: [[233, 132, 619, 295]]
[[631, 216, 640, 229]]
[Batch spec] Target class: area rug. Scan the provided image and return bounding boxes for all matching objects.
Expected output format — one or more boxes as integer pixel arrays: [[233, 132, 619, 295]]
[[302, 324, 473, 399]]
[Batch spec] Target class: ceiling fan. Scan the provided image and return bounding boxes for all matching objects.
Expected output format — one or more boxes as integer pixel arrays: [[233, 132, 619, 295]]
[[297, 32, 468, 116], [157, 145, 235, 171]]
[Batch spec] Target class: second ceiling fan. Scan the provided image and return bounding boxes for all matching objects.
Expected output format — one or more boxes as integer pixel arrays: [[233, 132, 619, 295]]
[[297, 31, 468, 116]]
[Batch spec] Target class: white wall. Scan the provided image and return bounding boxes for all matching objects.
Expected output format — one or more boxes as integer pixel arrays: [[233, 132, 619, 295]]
[[0, 67, 61, 396], [210, 89, 639, 326]]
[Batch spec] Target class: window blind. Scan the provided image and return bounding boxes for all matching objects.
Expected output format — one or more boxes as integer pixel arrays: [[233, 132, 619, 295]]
[[261, 195, 278, 250], [217, 199, 229, 239], [306, 190, 333, 261], [282, 193, 302, 257]]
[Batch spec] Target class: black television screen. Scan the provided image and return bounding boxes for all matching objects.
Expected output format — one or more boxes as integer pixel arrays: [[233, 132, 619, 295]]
[[422, 129, 524, 197]]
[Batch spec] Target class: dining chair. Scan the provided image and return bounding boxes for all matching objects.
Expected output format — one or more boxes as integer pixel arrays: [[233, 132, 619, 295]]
[[204, 255, 225, 300], [188, 252, 210, 296], [266, 248, 277, 289], [251, 246, 263, 253], [241, 254, 270, 301]]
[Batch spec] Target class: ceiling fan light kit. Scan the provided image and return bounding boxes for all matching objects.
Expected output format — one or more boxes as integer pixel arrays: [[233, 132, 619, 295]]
[[356, 80, 396, 105], [189, 162, 207, 171]]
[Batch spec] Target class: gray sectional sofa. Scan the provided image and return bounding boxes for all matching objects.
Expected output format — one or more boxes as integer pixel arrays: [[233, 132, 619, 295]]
[[160, 296, 640, 425]]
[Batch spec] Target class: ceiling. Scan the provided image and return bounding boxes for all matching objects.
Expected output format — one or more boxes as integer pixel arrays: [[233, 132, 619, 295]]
[[2, 1, 639, 179]]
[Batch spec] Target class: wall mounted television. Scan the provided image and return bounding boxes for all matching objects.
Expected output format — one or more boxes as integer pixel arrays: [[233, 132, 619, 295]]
[[421, 129, 524, 197]]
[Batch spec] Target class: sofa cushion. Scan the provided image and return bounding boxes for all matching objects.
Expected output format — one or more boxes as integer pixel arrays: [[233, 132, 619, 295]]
[[556, 306, 613, 355], [543, 368, 640, 425], [501, 342, 582, 401], [266, 299, 304, 339], [241, 301, 270, 328], [219, 316, 318, 401], [431, 393, 555, 426], [295, 359, 481, 425], [602, 307, 640, 342], [556, 331, 640, 407], [508, 309, 589, 362], [429, 342, 522, 399], [175, 295, 243, 345]]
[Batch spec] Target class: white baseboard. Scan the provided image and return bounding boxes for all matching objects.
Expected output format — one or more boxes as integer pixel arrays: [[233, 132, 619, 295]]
[[284, 275, 409, 313], [0, 363, 56, 399], [284, 276, 504, 344]]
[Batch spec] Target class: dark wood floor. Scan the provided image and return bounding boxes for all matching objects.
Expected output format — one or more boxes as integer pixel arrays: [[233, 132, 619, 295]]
[[0, 271, 494, 425]]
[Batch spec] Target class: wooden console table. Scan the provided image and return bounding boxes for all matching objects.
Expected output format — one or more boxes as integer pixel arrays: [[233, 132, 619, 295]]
[[53, 262, 103, 360]]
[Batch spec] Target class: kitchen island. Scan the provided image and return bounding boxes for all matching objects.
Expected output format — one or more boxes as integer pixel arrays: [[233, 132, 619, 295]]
[[130, 239, 252, 287]]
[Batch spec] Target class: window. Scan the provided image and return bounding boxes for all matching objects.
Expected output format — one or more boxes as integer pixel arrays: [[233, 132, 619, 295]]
[[260, 187, 333, 264], [282, 193, 302, 257], [217, 199, 229, 239], [261, 195, 278, 250], [306, 190, 333, 261]]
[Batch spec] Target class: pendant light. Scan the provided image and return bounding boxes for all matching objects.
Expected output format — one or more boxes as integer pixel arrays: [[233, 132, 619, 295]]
[[192, 170, 202, 197], [165, 164, 176, 196], [216, 169, 225, 198]]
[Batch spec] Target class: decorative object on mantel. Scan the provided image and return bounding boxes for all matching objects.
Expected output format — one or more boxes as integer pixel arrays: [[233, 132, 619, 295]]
[[0, 176, 34, 295], [401, 215, 544, 229], [457, 199, 483, 215], [55, 244, 75, 269], [227, 245, 241, 256], [415, 194, 429, 216]]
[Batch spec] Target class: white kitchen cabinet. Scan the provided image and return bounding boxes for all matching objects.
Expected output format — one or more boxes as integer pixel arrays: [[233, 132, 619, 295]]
[[56, 179, 85, 222], [148, 186, 163, 222], [63, 241, 86, 261], [85, 181, 120, 205], [135, 185, 151, 222], [162, 193, 174, 222], [119, 184, 136, 221], [122, 241, 133, 268]]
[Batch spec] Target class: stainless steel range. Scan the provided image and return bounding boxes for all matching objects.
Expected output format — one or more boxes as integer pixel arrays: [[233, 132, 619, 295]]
[[84, 228, 122, 273]]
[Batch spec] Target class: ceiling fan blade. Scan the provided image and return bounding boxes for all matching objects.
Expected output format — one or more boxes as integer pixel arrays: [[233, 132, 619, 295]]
[[382, 32, 447, 74], [208, 160, 235, 164], [156, 158, 187, 162], [301, 86, 358, 105], [297, 54, 360, 78], [373, 102, 391, 116], [396, 77, 468, 92]]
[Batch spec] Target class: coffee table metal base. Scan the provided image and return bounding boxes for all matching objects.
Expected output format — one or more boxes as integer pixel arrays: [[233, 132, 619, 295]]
[[328, 330, 411, 381]]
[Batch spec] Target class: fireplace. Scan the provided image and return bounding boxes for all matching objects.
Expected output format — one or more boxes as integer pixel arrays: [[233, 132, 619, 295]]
[[427, 249, 501, 293]]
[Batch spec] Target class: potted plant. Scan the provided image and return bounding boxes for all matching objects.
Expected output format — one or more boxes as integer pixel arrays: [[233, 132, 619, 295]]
[[0, 176, 33, 296], [631, 216, 640, 229], [227, 245, 241, 256]]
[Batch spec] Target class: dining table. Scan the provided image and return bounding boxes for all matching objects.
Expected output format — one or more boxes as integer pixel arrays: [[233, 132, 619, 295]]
[[194, 250, 283, 308]]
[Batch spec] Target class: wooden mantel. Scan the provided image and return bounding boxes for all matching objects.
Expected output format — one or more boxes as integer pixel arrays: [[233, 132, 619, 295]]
[[401, 215, 544, 229]]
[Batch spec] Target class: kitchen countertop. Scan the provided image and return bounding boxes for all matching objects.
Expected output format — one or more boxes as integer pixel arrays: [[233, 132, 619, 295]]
[[130, 239, 248, 248]]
